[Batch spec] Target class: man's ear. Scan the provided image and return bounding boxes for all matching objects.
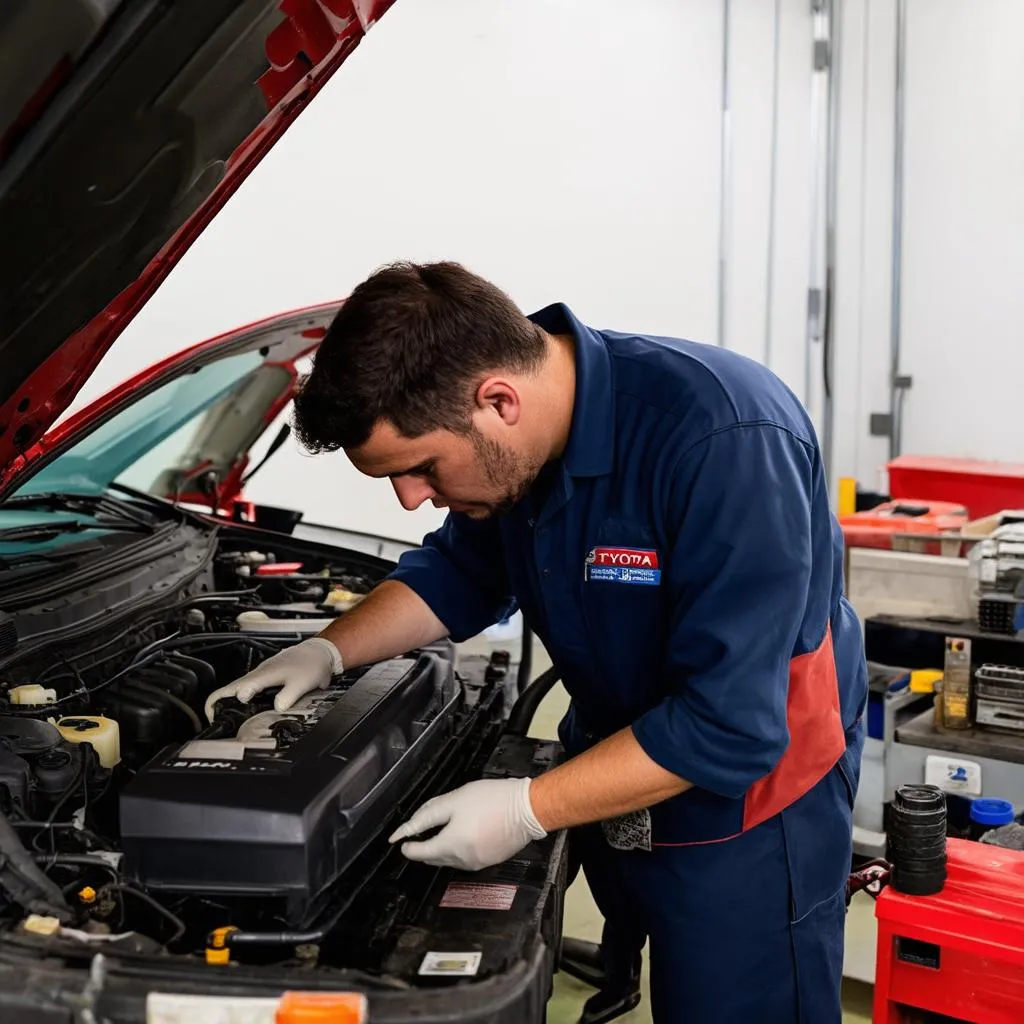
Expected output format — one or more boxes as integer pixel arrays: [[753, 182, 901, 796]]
[[475, 376, 522, 426]]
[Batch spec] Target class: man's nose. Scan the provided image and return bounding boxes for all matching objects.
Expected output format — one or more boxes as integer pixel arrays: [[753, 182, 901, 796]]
[[392, 476, 436, 511]]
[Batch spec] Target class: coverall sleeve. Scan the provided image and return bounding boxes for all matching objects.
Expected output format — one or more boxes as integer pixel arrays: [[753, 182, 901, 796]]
[[631, 423, 817, 799], [387, 513, 515, 643]]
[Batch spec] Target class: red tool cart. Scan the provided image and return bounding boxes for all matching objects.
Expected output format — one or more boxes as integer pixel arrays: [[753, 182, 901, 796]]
[[888, 456, 1024, 519], [873, 838, 1024, 1023], [839, 499, 968, 556]]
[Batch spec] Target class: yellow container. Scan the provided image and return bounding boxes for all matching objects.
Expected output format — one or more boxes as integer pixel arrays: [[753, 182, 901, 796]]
[[55, 716, 120, 769]]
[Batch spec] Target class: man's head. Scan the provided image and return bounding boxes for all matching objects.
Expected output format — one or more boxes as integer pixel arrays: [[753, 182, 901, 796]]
[[293, 262, 573, 519]]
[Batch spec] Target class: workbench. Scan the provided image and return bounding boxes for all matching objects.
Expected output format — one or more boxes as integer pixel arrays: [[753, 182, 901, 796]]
[[844, 614, 1024, 985], [892, 707, 1024, 804], [867, 614, 1024, 809]]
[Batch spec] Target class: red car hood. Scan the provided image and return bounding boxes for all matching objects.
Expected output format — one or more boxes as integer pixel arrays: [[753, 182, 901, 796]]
[[0, 0, 395, 476]]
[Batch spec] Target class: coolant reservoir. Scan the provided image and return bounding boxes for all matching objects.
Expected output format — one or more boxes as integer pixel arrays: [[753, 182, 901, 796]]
[[236, 610, 337, 634], [55, 717, 120, 769], [235, 610, 270, 627], [8, 684, 57, 706], [323, 588, 365, 612]]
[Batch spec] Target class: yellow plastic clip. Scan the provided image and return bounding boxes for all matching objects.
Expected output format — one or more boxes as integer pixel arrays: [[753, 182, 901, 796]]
[[206, 925, 238, 965]]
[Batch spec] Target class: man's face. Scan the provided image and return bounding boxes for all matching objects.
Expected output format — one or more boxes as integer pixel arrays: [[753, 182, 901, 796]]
[[347, 419, 541, 520]]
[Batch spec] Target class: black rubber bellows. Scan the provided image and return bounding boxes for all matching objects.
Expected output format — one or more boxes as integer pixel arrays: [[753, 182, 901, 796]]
[[888, 784, 948, 896]]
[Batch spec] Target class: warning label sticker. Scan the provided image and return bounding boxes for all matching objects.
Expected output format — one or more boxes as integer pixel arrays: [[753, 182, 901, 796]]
[[419, 951, 483, 977], [440, 882, 518, 911]]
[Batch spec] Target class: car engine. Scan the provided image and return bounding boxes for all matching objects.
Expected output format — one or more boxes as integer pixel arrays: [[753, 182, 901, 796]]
[[121, 649, 459, 927], [0, 537, 510, 964]]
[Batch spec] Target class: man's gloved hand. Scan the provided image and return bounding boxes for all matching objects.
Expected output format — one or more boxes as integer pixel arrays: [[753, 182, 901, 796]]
[[204, 637, 343, 722], [389, 778, 547, 871]]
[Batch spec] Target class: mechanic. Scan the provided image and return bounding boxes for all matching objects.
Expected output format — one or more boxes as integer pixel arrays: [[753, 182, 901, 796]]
[[206, 262, 867, 1023]]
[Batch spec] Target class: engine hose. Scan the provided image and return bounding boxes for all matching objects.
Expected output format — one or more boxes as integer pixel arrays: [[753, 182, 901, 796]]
[[505, 664, 561, 737], [99, 884, 186, 946], [128, 633, 280, 669], [33, 854, 120, 887], [216, 869, 366, 950], [0, 811, 71, 921], [516, 620, 534, 698], [225, 928, 326, 948], [128, 679, 202, 734], [217, 896, 350, 950]]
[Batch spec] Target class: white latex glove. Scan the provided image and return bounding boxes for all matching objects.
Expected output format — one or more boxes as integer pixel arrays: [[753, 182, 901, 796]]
[[389, 778, 547, 871], [204, 637, 343, 722]]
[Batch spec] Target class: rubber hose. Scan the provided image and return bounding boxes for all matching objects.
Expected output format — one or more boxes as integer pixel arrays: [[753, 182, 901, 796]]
[[0, 811, 71, 920], [505, 664, 561, 737], [128, 679, 202, 733], [516, 620, 534, 698]]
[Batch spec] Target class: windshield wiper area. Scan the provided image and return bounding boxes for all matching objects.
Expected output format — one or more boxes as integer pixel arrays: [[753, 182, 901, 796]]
[[2, 492, 155, 524], [0, 492, 157, 543], [0, 520, 149, 544]]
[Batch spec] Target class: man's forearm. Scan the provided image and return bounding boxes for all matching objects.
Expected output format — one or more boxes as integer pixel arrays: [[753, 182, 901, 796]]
[[528, 727, 691, 833], [318, 579, 448, 670]]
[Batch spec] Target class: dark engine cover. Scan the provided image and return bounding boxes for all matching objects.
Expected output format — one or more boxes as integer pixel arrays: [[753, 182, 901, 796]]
[[120, 647, 459, 925]]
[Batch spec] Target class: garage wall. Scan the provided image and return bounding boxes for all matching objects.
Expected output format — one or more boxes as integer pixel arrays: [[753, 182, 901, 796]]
[[831, 0, 1024, 493], [68, 0, 823, 543]]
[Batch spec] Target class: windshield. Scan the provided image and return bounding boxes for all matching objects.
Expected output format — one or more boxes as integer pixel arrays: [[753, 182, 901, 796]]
[[1, 351, 264, 555], [12, 351, 264, 500]]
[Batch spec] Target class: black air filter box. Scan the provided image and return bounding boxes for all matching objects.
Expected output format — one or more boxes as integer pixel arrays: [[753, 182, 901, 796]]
[[120, 646, 459, 926]]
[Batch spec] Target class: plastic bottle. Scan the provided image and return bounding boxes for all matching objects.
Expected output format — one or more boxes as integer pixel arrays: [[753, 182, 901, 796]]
[[969, 798, 1015, 841]]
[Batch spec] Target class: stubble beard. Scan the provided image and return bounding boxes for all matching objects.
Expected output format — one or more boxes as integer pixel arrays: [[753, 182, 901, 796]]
[[470, 431, 542, 518]]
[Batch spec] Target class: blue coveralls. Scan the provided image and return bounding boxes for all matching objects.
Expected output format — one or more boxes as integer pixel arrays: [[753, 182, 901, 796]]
[[390, 304, 868, 1022]]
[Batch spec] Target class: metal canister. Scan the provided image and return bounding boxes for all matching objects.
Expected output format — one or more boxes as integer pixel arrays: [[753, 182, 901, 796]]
[[941, 637, 972, 730]]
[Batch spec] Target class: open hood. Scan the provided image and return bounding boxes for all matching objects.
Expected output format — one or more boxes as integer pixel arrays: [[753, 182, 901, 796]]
[[0, 0, 395, 474]]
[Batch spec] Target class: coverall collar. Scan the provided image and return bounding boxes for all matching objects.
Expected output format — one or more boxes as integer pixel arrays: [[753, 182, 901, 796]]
[[528, 303, 614, 479]]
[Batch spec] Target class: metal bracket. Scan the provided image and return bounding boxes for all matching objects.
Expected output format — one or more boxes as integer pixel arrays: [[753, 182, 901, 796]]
[[870, 413, 894, 438], [814, 39, 831, 71], [807, 287, 825, 344], [871, 378, 912, 437]]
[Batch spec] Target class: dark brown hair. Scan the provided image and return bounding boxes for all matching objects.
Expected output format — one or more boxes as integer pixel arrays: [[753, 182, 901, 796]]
[[292, 261, 545, 452]]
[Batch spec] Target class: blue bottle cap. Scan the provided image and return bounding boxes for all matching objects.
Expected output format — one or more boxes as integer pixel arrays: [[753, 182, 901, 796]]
[[970, 798, 1015, 828]]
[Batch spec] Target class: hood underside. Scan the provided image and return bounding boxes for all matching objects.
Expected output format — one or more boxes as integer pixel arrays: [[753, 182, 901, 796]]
[[0, 0, 394, 472]]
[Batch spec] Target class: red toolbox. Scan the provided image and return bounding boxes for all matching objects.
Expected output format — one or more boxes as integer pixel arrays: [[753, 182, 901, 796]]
[[840, 499, 968, 556], [888, 456, 1024, 519], [873, 838, 1024, 1024]]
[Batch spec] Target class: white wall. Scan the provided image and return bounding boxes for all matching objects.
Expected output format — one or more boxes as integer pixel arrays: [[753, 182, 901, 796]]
[[722, 0, 817, 404], [68, 0, 823, 542], [898, 0, 1024, 463], [831, 0, 898, 495], [831, 0, 1024, 492]]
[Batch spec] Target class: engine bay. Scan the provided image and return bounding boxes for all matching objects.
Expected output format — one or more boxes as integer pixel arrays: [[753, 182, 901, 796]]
[[121, 648, 459, 929], [0, 534, 515, 975]]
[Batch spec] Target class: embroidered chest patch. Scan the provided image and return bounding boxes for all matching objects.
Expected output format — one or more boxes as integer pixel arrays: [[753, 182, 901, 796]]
[[585, 546, 662, 586]]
